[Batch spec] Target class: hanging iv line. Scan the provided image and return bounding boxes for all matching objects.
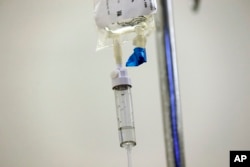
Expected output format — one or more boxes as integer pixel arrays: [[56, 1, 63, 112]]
[[111, 37, 136, 148]]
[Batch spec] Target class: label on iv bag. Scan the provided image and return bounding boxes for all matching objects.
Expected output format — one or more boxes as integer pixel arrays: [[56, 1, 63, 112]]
[[94, 0, 157, 28]]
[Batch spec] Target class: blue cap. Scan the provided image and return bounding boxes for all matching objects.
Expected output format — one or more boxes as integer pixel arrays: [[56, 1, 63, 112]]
[[126, 47, 147, 67]]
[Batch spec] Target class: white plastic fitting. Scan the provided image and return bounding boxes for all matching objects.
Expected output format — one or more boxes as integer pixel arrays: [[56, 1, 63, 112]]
[[111, 67, 131, 89]]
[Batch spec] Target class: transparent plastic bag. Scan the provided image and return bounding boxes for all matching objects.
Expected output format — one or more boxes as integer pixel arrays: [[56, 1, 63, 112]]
[[94, 0, 157, 51]]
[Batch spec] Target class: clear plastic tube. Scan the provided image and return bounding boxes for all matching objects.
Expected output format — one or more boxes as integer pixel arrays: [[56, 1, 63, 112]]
[[113, 85, 136, 147], [113, 37, 123, 66], [126, 144, 132, 167]]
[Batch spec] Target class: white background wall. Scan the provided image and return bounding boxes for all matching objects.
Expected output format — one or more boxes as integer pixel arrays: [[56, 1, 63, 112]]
[[0, 0, 249, 167]]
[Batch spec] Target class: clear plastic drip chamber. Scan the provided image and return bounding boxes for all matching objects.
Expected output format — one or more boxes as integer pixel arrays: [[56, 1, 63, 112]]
[[114, 85, 136, 147], [111, 67, 136, 147]]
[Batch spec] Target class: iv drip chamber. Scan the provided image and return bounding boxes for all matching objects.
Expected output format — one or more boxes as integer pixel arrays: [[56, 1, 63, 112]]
[[111, 67, 136, 147]]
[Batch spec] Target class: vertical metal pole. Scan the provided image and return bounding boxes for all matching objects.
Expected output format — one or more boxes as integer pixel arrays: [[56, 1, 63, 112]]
[[155, 0, 185, 167]]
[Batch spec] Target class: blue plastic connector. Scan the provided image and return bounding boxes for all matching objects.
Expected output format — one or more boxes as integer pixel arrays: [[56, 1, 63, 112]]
[[126, 47, 147, 67]]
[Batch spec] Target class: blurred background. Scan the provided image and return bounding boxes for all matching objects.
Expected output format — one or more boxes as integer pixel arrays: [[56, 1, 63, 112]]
[[0, 0, 249, 167]]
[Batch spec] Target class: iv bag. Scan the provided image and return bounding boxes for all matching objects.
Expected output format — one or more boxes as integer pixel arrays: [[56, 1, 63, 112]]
[[94, 0, 157, 50]]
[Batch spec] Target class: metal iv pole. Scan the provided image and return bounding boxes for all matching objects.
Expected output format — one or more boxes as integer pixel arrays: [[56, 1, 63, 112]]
[[155, 0, 185, 167]]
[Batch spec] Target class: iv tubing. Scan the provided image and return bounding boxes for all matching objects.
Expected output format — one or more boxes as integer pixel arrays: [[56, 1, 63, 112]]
[[113, 37, 122, 66], [126, 145, 132, 167]]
